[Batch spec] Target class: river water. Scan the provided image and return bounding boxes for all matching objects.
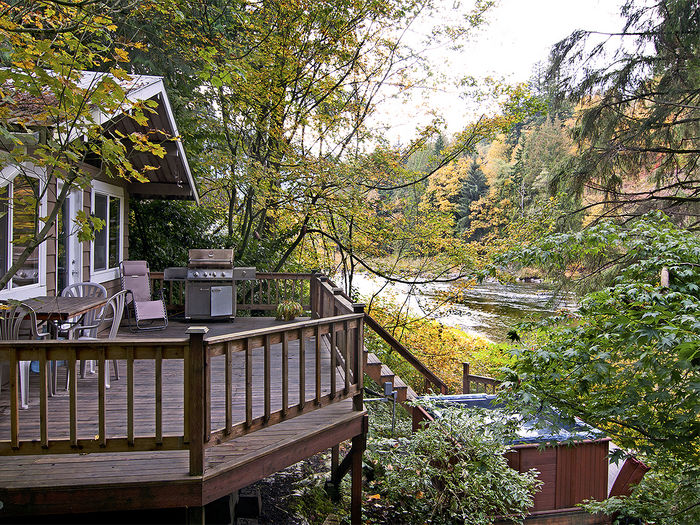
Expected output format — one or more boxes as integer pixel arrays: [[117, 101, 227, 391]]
[[350, 273, 577, 343]]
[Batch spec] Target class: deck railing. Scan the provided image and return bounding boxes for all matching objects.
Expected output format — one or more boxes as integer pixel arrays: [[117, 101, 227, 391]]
[[150, 271, 185, 310], [364, 314, 449, 395], [462, 363, 501, 394], [237, 272, 313, 312], [0, 338, 189, 456], [0, 273, 365, 477], [149, 272, 313, 313]]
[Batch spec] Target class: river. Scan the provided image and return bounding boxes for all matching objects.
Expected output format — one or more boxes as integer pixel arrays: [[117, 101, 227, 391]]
[[350, 273, 577, 343]]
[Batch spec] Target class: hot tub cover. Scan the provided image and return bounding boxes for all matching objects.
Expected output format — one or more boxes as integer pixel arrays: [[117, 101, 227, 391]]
[[421, 394, 604, 445]]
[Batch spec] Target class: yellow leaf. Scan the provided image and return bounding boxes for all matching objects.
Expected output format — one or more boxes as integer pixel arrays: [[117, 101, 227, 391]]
[[367, 494, 380, 500]]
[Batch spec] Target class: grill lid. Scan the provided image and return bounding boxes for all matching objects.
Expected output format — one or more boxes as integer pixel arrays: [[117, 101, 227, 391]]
[[188, 249, 234, 268]]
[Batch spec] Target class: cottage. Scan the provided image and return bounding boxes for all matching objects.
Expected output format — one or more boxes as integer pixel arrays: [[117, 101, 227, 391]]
[[0, 72, 199, 300]]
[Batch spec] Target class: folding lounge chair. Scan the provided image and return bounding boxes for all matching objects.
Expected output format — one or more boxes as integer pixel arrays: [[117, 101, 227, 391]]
[[120, 261, 168, 331]]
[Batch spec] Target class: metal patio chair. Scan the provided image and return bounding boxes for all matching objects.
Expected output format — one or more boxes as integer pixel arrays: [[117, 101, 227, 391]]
[[0, 302, 50, 409], [120, 261, 168, 331]]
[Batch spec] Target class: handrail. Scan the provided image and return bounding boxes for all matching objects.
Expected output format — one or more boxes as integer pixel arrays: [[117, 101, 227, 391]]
[[311, 273, 449, 395], [364, 314, 449, 395], [201, 312, 365, 453], [0, 338, 189, 456], [462, 362, 501, 394]]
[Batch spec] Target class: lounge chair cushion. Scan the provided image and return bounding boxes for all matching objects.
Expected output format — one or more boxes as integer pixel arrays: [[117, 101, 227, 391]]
[[134, 300, 166, 321]]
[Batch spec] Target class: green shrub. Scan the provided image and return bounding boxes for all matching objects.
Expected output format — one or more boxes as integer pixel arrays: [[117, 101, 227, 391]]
[[275, 300, 304, 321], [364, 401, 542, 524]]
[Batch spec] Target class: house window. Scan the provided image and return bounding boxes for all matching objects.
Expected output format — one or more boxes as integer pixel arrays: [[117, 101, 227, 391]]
[[91, 181, 123, 279], [0, 175, 44, 293]]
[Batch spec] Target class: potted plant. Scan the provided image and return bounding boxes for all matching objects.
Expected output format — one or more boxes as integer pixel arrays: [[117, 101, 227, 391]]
[[275, 300, 304, 321]]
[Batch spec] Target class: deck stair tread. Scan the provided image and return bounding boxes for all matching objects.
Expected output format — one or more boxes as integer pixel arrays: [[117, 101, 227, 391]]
[[363, 350, 420, 406], [392, 376, 407, 389], [366, 353, 382, 365]]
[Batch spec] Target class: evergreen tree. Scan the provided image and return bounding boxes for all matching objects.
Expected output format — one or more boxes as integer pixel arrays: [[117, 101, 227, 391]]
[[455, 159, 488, 232]]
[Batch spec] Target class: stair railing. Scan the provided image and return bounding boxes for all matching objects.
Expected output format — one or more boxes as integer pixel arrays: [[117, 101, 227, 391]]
[[363, 314, 449, 395]]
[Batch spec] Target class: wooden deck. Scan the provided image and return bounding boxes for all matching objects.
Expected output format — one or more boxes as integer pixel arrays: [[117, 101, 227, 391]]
[[0, 316, 367, 518]]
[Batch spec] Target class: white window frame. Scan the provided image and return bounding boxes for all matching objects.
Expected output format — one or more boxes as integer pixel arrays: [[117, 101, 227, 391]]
[[0, 165, 48, 301], [56, 181, 83, 290], [90, 180, 125, 284]]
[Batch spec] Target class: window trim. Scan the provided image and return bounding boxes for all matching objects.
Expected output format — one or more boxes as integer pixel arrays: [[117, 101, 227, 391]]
[[0, 165, 48, 300], [56, 181, 84, 291], [90, 180, 125, 284]]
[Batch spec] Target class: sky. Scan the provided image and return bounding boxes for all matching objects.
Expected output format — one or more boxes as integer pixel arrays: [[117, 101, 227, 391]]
[[379, 0, 626, 143]]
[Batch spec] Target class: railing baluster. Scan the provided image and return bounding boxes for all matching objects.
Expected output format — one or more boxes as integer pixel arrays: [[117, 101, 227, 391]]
[[127, 348, 134, 446], [330, 323, 336, 399], [264, 334, 271, 422], [275, 279, 280, 305], [98, 348, 106, 447], [282, 331, 289, 417], [155, 347, 163, 445], [344, 321, 350, 394], [315, 324, 322, 404], [245, 338, 252, 426], [266, 279, 272, 307], [40, 355, 48, 448], [10, 350, 18, 449], [69, 356, 77, 447], [226, 342, 232, 434], [299, 328, 306, 409]]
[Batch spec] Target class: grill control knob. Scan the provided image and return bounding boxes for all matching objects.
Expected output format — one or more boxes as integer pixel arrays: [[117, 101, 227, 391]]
[[220, 272, 226, 277], [193, 271, 199, 277], [203, 272, 208, 277]]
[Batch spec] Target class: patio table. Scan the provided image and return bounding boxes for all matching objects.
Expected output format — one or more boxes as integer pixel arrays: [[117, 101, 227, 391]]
[[23, 295, 108, 396], [24, 295, 108, 338]]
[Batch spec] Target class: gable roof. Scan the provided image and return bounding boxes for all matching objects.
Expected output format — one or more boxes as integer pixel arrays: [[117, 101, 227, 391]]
[[1, 71, 199, 203]]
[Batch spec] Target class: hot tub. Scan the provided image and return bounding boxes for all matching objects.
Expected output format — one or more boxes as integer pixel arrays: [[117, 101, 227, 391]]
[[422, 394, 610, 513]]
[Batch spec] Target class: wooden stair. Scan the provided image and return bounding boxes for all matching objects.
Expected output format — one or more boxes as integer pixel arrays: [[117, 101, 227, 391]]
[[363, 350, 417, 406]]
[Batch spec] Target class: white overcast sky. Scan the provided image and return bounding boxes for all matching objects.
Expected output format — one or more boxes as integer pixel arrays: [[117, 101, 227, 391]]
[[378, 0, 626, 143]]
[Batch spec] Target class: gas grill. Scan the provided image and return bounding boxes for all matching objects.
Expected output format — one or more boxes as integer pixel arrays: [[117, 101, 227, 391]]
[[164, 249, 255, 320]]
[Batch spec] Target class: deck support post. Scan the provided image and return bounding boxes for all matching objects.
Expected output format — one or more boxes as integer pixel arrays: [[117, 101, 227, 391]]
[[331, 444, 339, 474], [186, 505, 205, 525], [351, 416, 368, 525], [187, 326, 209, 476]]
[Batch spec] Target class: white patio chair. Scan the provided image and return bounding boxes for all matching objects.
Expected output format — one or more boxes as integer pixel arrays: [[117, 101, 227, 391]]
[[67, 290, 127, 389], [59, 282, 107, 377], [0, 302, 50, 409]]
